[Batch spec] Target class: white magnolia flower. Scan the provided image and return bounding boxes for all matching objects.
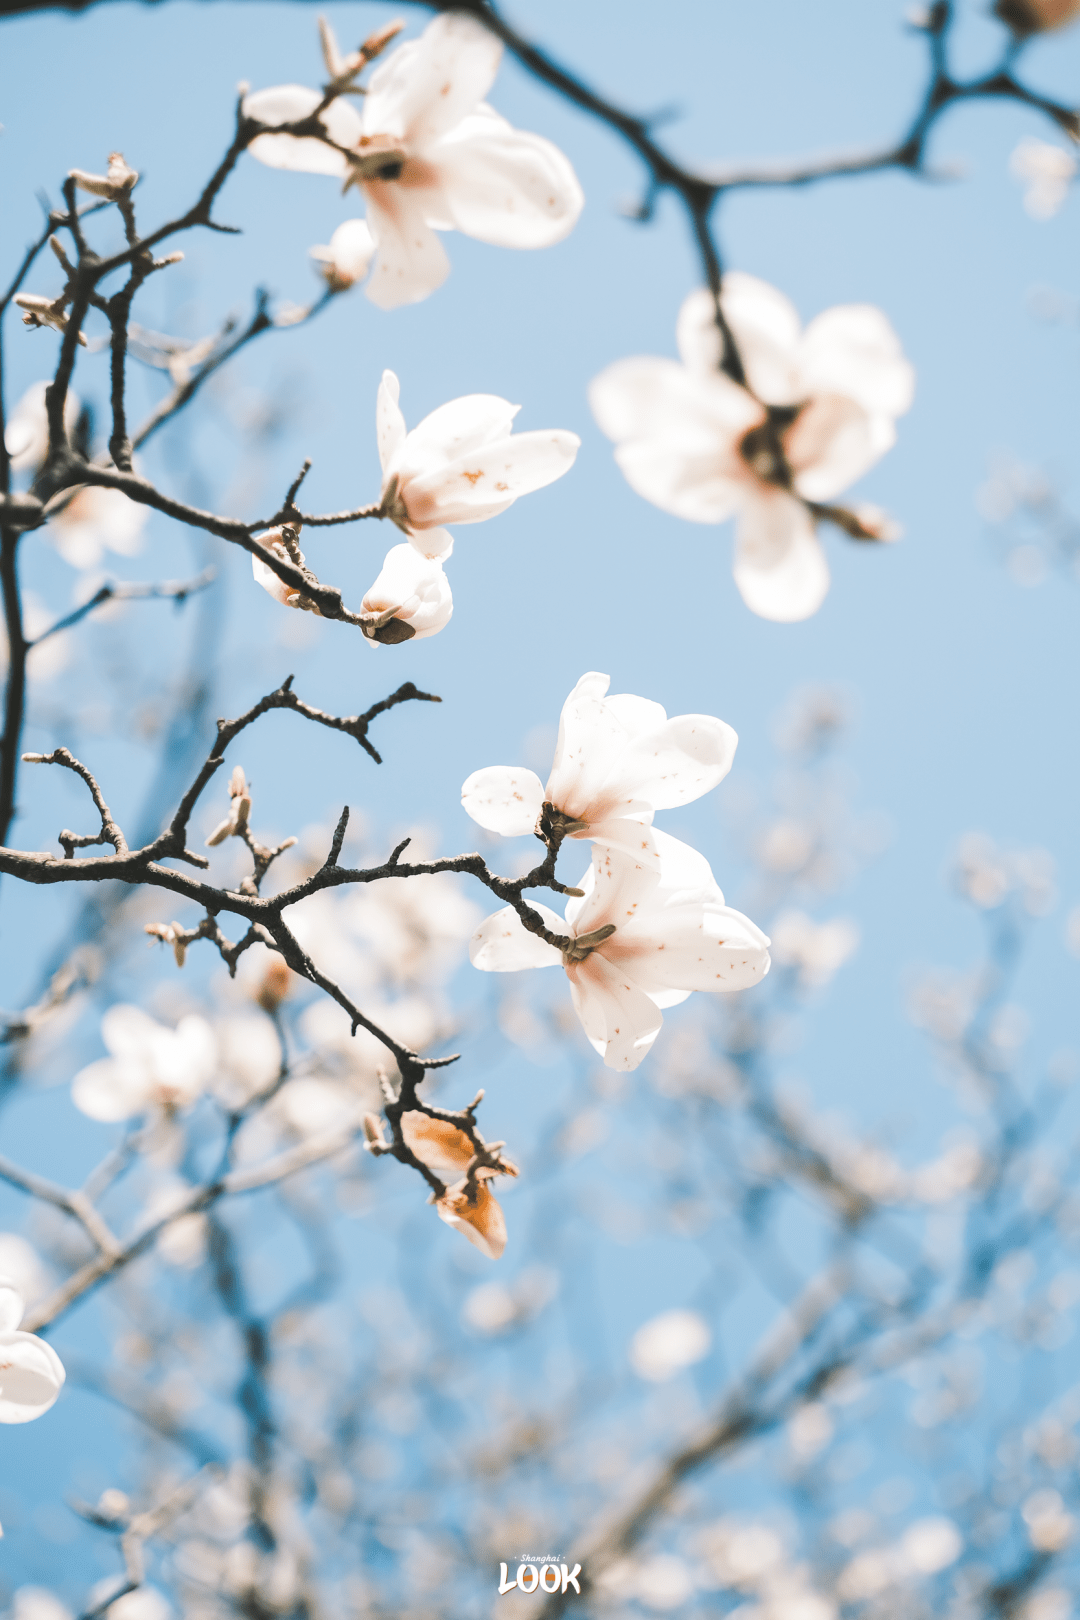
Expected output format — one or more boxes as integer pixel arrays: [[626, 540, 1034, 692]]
[[69, 152, 138, 201], [72, 1004, 217, 1122], [309, 218, 375, 292], [470, 831, 770, 1070], [46, 482, 147, 569], [4, 382, 80, 473], [376, 369, 579, 559], [590, 274, 914, 621], [769, 909, 859, 989], [630, 1307, 711, 1381], [0, 1278, 65, 1423], [462, 670, 737, 865], [1010, 137, 1077, 219], [245, 13, 584, 308], [360, 541, 452, 644]]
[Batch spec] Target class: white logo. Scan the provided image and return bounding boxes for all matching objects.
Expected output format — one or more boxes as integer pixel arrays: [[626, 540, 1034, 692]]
[[498, 1560, 581, 1596]]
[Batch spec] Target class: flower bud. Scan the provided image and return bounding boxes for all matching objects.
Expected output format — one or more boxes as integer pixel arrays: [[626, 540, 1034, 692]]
[[69, 152, 138, 199], [309, 219, 375, 293], [256, 957, 293, 1012], [360, 542, 453, 646]]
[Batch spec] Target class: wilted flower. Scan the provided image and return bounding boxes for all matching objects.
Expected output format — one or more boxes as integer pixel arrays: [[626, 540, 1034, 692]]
[[769, 910, 859, 988], [462, 670, 737, 863], [4, 382, 80, 473], [630, 1307, 711, 1381], [0, 1278, 65, 1423], [71, 1005, 217, 1122], [995, 0, 1080, 32], [400, 1110, 518, 1260], [376, 369, 579, 559], [1010, 137, 1077, 218], [360, 542, 452, 644], [309, 218, 376, 291], [589, 274, 914, 620], [69, 152, 138, 200], [470, 831, 770, 1070], [246, 13, 584, 308], [144, 920, 190, 968], [205, 765, 253, 846]]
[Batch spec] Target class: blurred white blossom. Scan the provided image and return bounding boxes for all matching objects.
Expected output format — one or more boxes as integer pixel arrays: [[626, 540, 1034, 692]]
[[769, 910, 859, 988], [0, 1278, 65, 1423], [629, 1307, 711, 1380], [72, 1005, 217, 1121], [1010, 138, 1076, 218]]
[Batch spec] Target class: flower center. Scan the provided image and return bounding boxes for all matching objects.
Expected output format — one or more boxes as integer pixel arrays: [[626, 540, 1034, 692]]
[[536, 801, 590, 842], [738, 404, 802, 490], [562, 923, 617, 966]]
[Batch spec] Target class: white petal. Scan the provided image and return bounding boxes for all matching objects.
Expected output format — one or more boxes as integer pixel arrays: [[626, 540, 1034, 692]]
[[0, 1282, 23, 1334], [407, 526, 454, 561], [311, 218, 375, 288], [589, 355, 759, 448], [601, 693, 668, 737], [252, 550, 299, 608], [546, 672, 624, 822], [592, 714, 738, 817], [363, 186, 451, 309], [101, 1003, 161, 1061], [796, 304, 915, 419], [71, 1058, 151, 1122], [0, 1330, 65, 1423], [401, 429, 579, 527], [363, 13, 502, 149], [377, 370, 407, 476], [461, 766, 545, 836], [244, 86, 361, 177], [651, 827, 723, 900], [567, 841, 662, 940], [733, 492, 830, 622], [393, 392, 520, 479], [717, 272, 804, 404], [5, 382, 80, 472], [363, 542, 452, 640], [432, 106, 583, 247], [470, 905, 564, 971], [565, 952, 664, 1070], [786, 395, 894, 501], [609, 896, 771, 994]]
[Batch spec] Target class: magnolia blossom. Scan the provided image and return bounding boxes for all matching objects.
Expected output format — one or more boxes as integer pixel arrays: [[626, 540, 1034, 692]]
[[376, 370, 579, 559], [72, 1004, 217, 1122], [769, 909, 859, 989], [360, 541, 452, 644], [245, 13, 584, 308], [0, 1279, 65, 1423], [462, 670, 737, 864], [400, 1111, 517, 1259], [13, 293, 88, 343], [630, 1308, 711, 1382], [4, 381, 79, 472], [46, 482, 147, 569], [69, 151, 138, 200], [470, 831, 770, 1070], [589, 274, 914, 621], [1010, 137, 1077, 218], [251, 528, 318, 611], [310, 218, 376, 292], [995, 0, 1080, 30]]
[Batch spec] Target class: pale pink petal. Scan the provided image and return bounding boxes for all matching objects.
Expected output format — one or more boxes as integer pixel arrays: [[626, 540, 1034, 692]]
[[581, 815, 662, 873], [593, 714, 739, 816], [565, 952, 664, 1070], [252, 551, 301, 609], [470, 906, 564, 971], [608, 897, 771, 995], [567, 842, 661, 941], [546, 672, 630, 822], [363, 13, 502, 149], [0, 1330, 65, 1423], [786, 395, 894, 502], [362, 542, 452, 641], [71, 1055, 151, 1126], [589, 356, 760, 449], [392, 393, 520, 480], [377, 370, 407, 475], [407, 526, 454, 561], [613, 440, 749, 524], [244, 86, 361, 176], [402, 429, 579, 527], [461, 766, 545, 836], [715, 273, 804, 404], [431, 106, 584, 247], [363, 186, 451, 309], [0, 1282, 23, 1334], [733, 492, 830, 623], [796, 304, 915, 419]]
